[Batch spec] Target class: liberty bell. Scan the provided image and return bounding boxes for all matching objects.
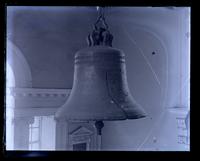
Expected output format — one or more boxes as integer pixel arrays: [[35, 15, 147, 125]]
[[55, 9, 146, 122]]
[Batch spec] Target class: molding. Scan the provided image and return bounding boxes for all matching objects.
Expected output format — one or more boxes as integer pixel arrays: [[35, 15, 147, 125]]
[[7, 87, 71, 99], [13, 116, 34, 124], [69, 126, 94, 136], [6, 88, 72, 116], [14, 107, 60, 117], [166, 107, 189, 115]]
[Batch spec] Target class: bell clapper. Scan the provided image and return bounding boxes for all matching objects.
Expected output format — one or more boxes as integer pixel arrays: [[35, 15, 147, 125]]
[[95, 120, 104, 151]]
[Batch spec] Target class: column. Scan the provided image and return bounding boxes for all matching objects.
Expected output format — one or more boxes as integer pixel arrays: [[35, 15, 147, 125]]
[[55, 119, 68, 150], [13, 116, 34, 150]]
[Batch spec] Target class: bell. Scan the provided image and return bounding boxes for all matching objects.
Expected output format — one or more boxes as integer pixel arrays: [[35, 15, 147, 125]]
[[55, 11, 146, 122], [55, 9, 147, 151]]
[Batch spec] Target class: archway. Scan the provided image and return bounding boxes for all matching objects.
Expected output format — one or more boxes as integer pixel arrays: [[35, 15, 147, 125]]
[[6, 40, 32, 88], [6, 40, 33, 150]]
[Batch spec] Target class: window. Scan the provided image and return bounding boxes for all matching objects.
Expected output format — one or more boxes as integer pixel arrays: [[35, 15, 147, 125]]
[[176, 117, 189, 146], [29, 116, 42, 150], [29, 115, 56, 150]]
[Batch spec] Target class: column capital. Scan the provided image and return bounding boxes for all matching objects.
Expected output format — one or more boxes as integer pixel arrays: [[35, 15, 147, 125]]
[[13, 116, 34, 124]]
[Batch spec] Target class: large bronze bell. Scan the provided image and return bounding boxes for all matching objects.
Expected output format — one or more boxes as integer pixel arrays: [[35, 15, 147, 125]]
[[55, 11, 146, 122]]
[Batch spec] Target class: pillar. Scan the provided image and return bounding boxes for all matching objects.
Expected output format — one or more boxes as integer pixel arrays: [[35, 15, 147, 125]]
[[13, 116, 34, 150], [55, 118, 68, 150]]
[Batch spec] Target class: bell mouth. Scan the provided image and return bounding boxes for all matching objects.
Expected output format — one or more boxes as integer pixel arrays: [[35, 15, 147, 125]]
[[55, 112, 147, 122], [55, 114, 147, 121], [55, 115, 127, 122]]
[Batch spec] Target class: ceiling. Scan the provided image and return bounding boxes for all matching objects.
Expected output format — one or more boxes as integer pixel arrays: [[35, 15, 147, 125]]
[[7, 6, 189, 88]]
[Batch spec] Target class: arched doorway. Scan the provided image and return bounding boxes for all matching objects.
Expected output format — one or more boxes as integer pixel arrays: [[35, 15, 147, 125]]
[[6, 40, 33, 150], [6, 40, 57, 150]]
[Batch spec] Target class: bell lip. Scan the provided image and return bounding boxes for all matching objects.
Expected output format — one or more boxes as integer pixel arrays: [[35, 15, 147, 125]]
[[54, 113, 147, 122], [54, 115, 126, 121], [126, 113, 147, 120]]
